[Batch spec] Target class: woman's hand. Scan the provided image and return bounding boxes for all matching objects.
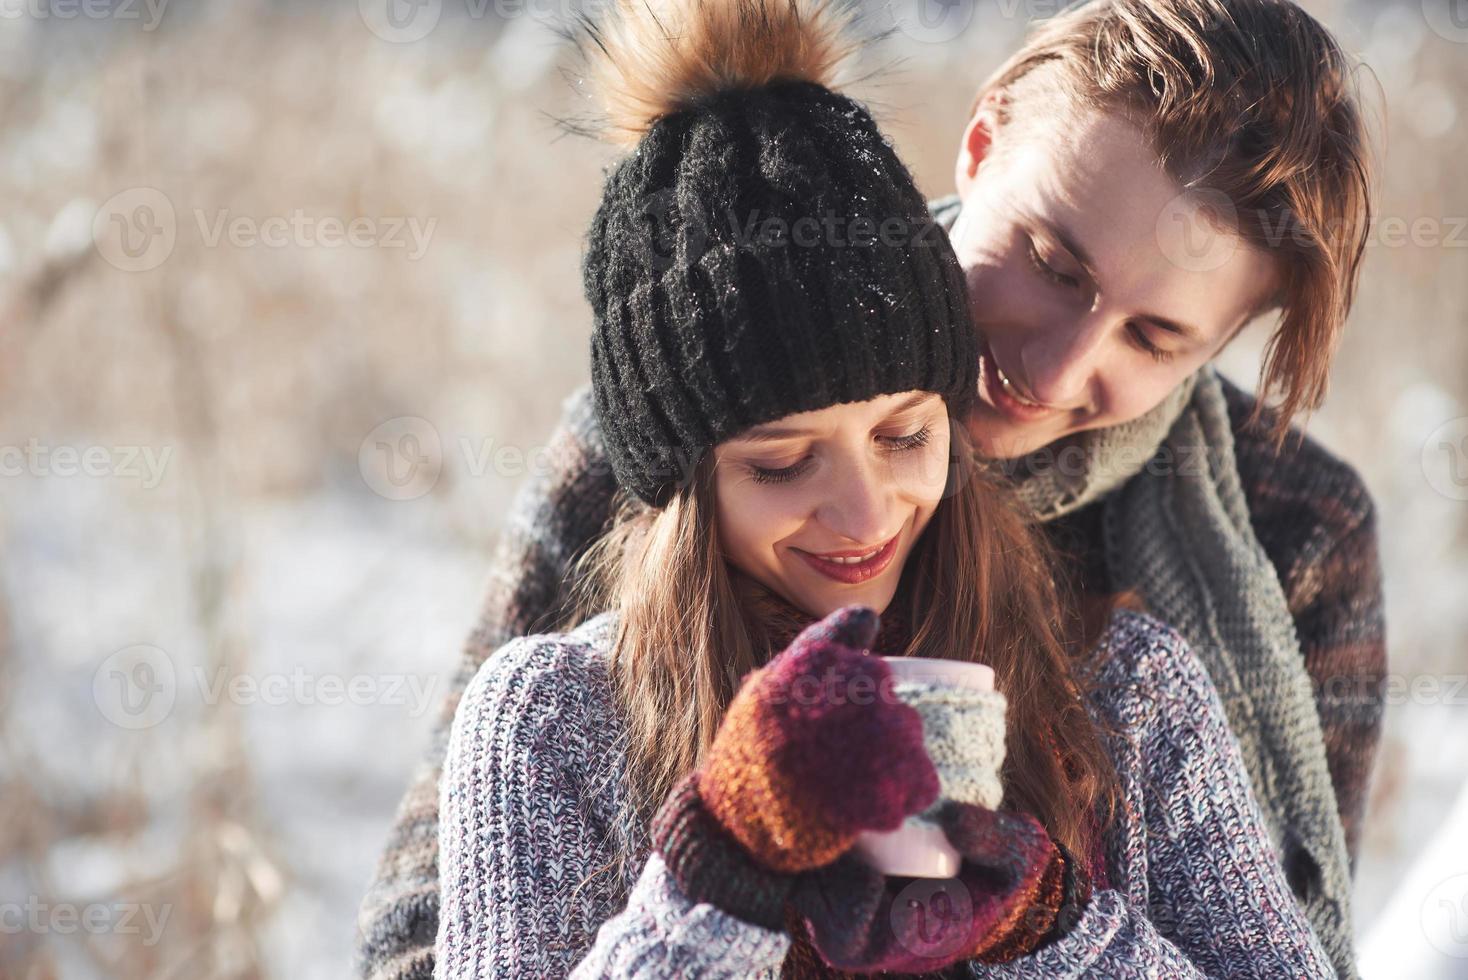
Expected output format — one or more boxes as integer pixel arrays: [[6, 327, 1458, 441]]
[[650, 605, 941, 929], [788, 801, 1069, 973]]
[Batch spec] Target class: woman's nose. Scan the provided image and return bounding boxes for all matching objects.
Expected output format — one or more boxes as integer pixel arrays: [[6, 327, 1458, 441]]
[[814, 464, 894, 546]]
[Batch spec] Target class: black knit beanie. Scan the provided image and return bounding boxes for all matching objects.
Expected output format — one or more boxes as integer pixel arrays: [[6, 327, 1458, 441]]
[[579, 0, 978, 506]]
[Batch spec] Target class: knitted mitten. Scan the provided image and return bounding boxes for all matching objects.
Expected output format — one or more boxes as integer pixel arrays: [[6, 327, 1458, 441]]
[[788, 801, 1067, 973], [651, 605, 941, 930]]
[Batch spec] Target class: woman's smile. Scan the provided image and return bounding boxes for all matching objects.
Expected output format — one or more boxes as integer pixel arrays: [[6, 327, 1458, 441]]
[[789, 532, 901, 584]]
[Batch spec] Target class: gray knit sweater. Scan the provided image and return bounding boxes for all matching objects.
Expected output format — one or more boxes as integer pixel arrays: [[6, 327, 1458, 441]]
[[435, 608, 1335, 978]]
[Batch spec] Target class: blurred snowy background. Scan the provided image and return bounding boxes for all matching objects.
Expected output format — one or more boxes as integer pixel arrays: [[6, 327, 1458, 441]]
[[0, 0, 1464, 977]]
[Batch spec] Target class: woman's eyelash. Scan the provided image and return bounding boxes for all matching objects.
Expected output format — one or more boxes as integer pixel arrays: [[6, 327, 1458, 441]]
[[749, 458, 811, 485], [882, 424, 931, 452], [747, 425, 931, 484], [1027, 240, 1079, 289]]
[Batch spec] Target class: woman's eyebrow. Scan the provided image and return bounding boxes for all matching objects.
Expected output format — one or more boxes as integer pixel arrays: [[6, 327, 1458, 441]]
[[881, 391, 938, 419], [729, 425, 813, 445]]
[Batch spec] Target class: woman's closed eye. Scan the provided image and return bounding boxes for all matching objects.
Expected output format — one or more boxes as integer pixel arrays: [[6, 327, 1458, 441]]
[[745, 424, 933, 485], [879, 423, 932, 453], [748, 456, 813, 485]]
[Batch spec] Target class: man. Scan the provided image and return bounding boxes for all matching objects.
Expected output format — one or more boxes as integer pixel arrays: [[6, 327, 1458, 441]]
[[356, 1, 1384, 977]]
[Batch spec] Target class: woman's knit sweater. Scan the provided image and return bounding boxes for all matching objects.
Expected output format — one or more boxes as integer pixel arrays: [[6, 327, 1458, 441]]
[[434, 608, 1335, 979]]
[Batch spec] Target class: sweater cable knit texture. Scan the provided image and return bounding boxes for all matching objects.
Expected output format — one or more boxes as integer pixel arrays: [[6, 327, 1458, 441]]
[[434, 609, 1335, 979]]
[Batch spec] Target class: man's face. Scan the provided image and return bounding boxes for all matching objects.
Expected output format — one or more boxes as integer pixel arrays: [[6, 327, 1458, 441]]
[[950, 100, 1280, 459]]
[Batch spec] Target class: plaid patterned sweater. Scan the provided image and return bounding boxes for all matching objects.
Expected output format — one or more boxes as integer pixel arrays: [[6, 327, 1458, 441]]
[[433, 609, 1336, 978]]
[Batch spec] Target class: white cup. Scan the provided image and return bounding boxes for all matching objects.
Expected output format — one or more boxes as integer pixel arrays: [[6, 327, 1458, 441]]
[[852, 656, 995, 878]]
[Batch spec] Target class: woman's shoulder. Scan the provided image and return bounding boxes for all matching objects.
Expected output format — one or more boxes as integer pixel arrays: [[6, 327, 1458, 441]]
[[454, 611, 622, 747], [1083, 609, 1222, 731]]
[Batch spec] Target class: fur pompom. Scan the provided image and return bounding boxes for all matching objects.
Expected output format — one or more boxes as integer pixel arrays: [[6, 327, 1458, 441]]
[[575, 0, 862, 147]]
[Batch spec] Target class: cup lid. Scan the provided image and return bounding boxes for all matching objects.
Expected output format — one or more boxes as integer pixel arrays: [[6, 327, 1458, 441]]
[[880, 655, 994, 692]]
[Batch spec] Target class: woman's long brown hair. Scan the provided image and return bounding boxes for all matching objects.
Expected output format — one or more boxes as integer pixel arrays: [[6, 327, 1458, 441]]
[[564, 419, 1121, 890]]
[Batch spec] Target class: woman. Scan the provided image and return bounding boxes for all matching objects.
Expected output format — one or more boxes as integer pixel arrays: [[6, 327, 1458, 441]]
[[433, 0, 1336, 976]]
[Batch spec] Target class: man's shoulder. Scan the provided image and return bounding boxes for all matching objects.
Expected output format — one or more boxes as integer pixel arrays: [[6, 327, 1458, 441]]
[[928, 193, 961, 232], [1216, 374, 1378, 584]]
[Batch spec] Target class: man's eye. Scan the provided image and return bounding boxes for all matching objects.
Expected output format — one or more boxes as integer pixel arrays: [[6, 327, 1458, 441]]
[[1128, 322, 1176, 364], [1027, 240, 1080, 289]]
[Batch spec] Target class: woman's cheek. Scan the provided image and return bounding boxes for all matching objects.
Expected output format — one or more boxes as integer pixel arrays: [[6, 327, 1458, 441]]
[[890, 432, 951, 506], [719, 481, 800, 572]]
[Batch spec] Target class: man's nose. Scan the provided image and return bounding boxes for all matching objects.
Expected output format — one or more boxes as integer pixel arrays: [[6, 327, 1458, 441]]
[[1020, 312, 1108, 410]]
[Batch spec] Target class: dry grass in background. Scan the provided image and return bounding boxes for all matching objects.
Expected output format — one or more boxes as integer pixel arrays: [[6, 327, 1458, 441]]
[[0, 1, 1464, 977]]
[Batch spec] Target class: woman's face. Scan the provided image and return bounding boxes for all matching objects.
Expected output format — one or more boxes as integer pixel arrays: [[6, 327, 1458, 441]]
[[712, 391, 951, 619]]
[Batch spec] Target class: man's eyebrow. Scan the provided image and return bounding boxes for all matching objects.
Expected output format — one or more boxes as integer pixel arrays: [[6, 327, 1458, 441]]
[[1037, 218, 1203, 341], [1135, 313, 1202, 342], [731, 392, 937, 444]]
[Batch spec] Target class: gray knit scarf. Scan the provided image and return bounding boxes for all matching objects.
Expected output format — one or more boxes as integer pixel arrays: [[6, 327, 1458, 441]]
[[1013, 364, 1356, 978]]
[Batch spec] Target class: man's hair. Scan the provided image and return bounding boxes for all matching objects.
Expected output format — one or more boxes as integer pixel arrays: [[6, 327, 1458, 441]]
[[974, 0, 1375, 439]]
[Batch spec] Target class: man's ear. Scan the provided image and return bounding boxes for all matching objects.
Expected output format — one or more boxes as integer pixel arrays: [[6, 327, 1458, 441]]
[[954, 91, 1005, 198]]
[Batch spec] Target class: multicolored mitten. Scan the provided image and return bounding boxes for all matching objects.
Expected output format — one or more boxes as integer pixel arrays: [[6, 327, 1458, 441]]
[[651, 605, 942, 930], [786, 801, 1067, 973]]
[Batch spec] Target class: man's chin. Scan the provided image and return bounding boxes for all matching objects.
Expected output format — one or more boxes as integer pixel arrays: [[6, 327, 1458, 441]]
[[964, 412, 1057, 461]]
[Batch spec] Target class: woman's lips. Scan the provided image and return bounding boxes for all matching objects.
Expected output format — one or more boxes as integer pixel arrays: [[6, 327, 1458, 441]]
[[978, 345, 1058, 424], [793, 534, 901, 585]]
